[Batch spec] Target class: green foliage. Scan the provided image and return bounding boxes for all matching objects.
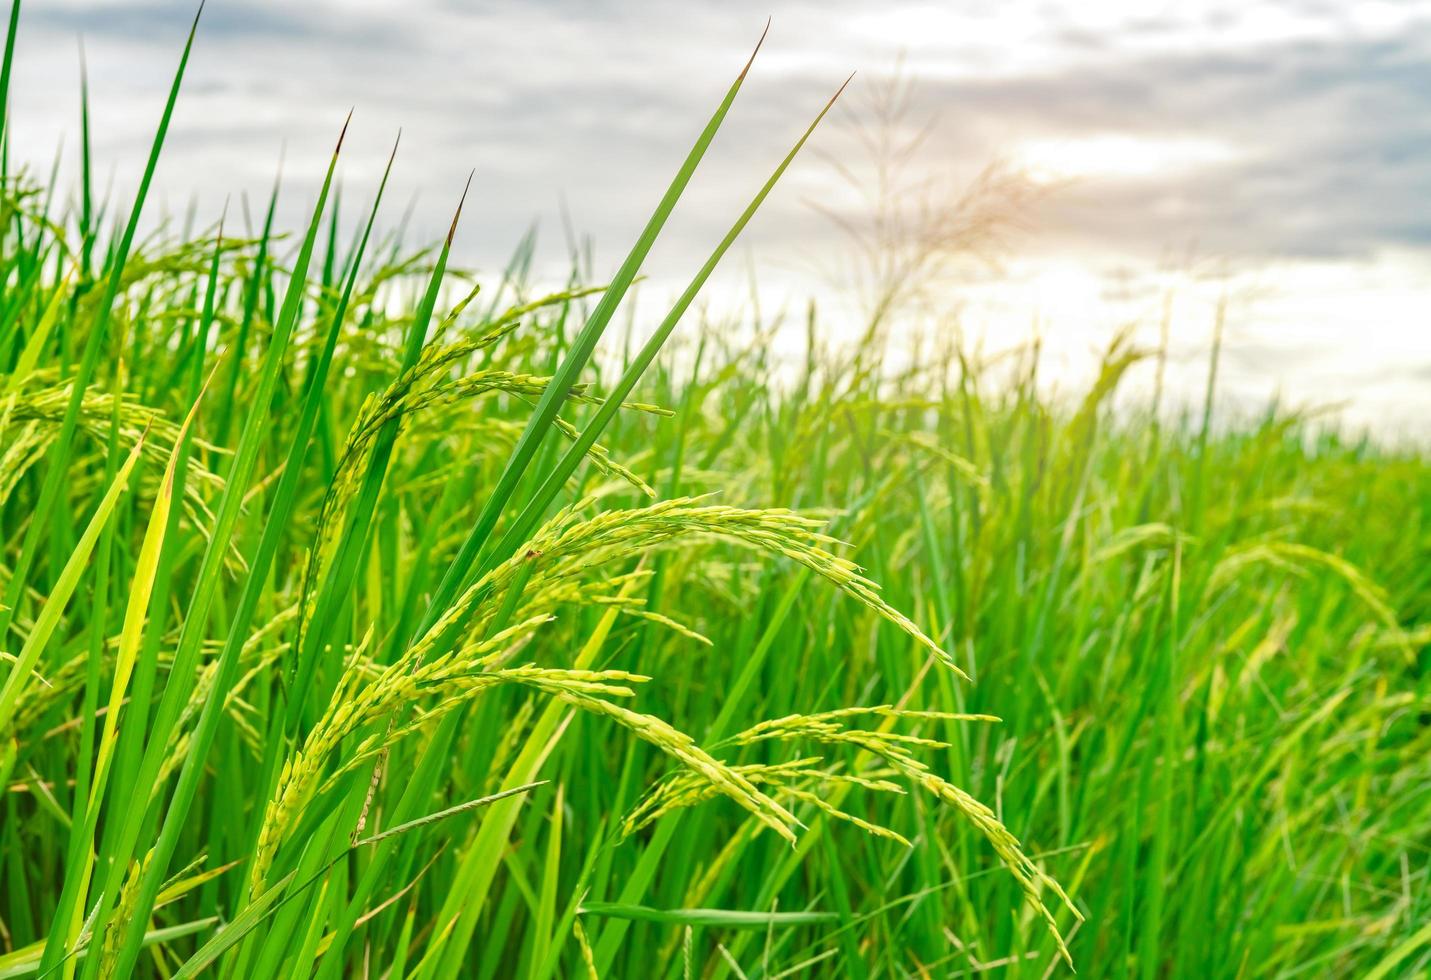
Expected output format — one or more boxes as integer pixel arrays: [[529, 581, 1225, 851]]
[[0, 4, 1427, 978]]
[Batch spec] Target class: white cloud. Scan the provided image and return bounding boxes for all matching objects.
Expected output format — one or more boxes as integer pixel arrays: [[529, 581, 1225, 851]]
[[1014, 134, 1241, 181]]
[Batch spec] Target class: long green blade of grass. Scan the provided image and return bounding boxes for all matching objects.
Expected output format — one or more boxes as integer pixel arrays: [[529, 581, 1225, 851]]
[[0, 436, 143, 738], [417, 23, 771, 637]]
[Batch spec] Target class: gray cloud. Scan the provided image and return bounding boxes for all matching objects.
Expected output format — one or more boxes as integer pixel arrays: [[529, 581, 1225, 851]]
[[19, 0, 1430, 266], [6, 0, 1431, 433], [29, 1, 416, 48]]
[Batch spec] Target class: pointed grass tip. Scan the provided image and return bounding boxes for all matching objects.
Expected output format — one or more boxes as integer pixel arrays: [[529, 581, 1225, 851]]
[[334, 108, 355, 157], [379, 129, 402, 177], [446, 169, 475, 246], [739, 18, 772, 81]]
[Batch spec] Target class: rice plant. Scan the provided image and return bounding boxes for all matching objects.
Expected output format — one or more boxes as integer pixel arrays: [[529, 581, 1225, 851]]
[[0, 3, 1427, 978]]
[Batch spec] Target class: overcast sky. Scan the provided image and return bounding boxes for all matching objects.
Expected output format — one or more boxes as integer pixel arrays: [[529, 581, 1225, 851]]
[[9, 1, 1431, 436]]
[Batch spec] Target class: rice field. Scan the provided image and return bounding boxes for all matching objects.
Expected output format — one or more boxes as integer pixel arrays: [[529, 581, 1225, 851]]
[[1, 5, 1428, 978]]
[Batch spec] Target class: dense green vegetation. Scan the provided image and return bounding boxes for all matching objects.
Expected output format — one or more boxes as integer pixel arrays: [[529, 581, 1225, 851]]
[[1, 4, 1428, 977]]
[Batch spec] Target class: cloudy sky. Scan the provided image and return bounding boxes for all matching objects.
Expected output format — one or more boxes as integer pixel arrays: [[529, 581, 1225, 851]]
[[9, 1, 1431, 435]]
